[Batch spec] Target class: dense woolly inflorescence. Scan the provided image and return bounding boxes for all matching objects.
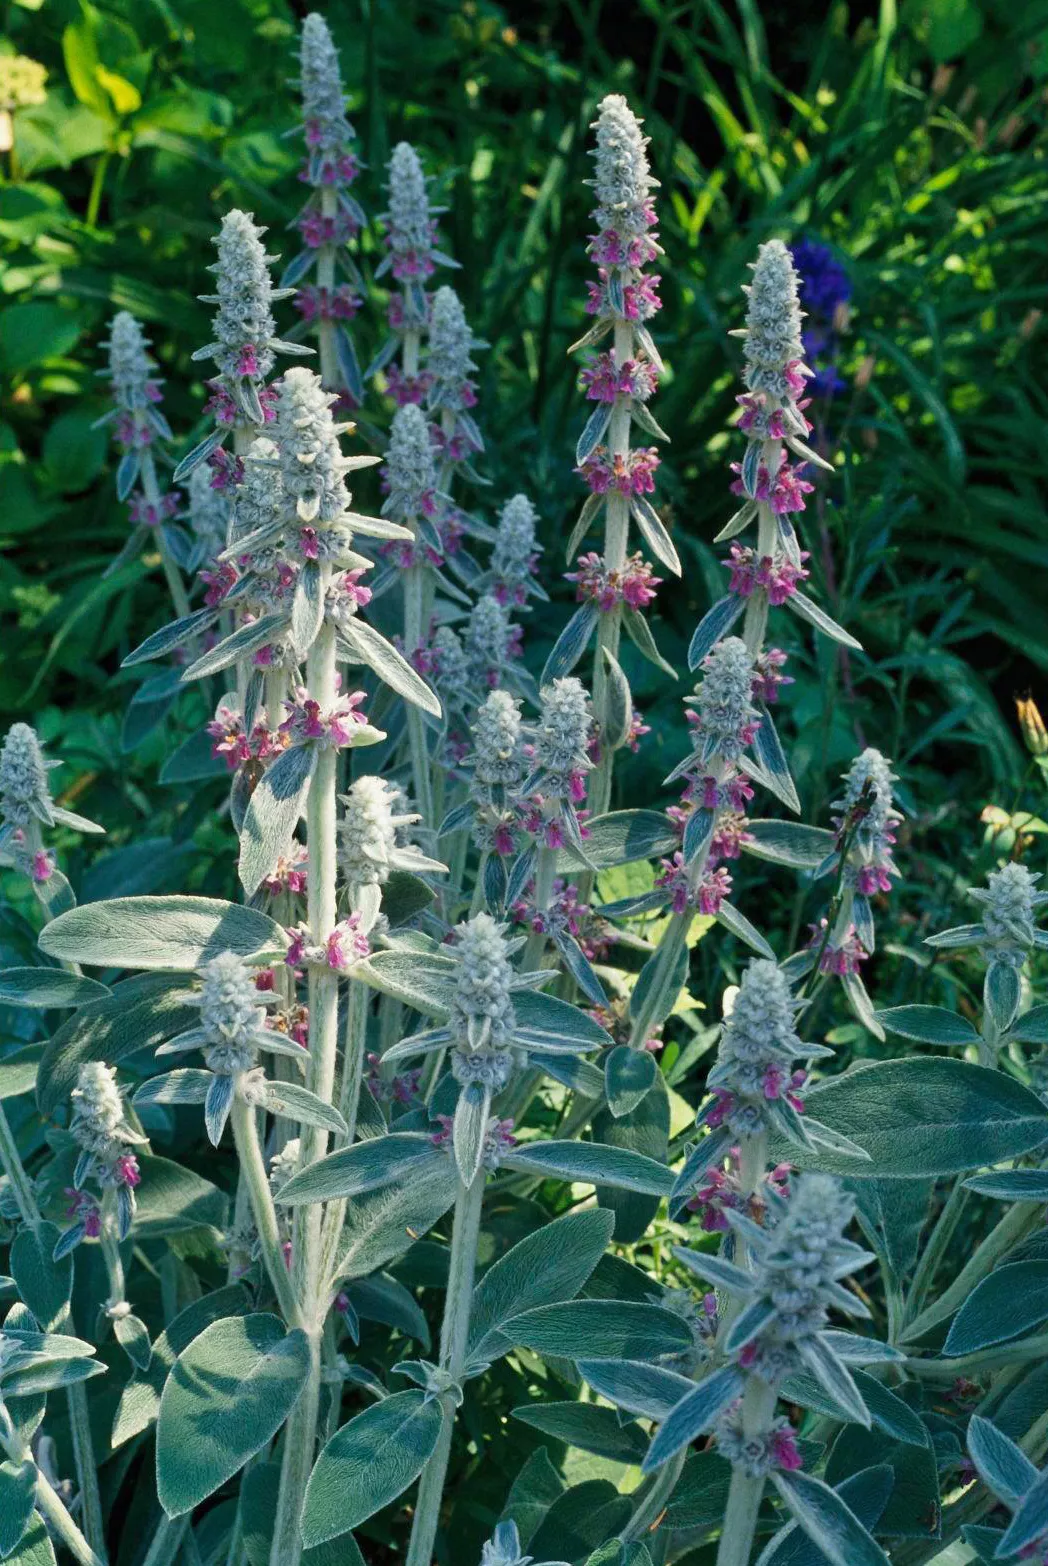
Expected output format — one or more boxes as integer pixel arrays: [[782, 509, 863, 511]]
[[490, 494, 542, 607], [70, 1063, 142, 1194], [427, 286, 478, 415], [382, 402, 438, 520], [105, 311, 158, 410], [339, 776, 413, 887], [383, 142, 438, 284], [274, 366, 353, 529], [448, 914, 518, 1090], [532, 678, 593, 792], [0, 723, 54, 829], [199, 210, 281, 384], [299, 13, 356, 174], [703, 959, 811, 1139], [972, 862, 1047, 967], [832, 747, 901, 901], [687, 637, 761, 767], [196, 953, 268, 1075], [471, 690, 526, 791]]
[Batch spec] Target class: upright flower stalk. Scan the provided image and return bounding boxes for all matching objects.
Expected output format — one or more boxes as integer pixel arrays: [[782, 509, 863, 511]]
[[568, 94, 676, 816], [98, 311, 190, 617], [289, 13, 366, 399], [374, 142, 454, 403]]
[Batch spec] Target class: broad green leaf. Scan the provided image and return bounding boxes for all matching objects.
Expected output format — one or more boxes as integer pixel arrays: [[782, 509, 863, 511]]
[[964, 1170, 1048, 1201], [505, 1300, 693, 1361], [0, 1461, 37, 1557], [1, 1514, 55, 1566], [335, 1163, 459, 1282], [302, 1390, 444, 1545], [966, 1416, 1037, 1506], [771, 1468, 891, 1566], [783, 1059, 1048, 1177], [512, 1401, 647, 1464], [37, 975, 198, 1117], [783, 1369, 926, 1446], [757, 1467, 895, 1566], [663, 1449, 733, 1529], [277, 1134, 445, 1207], [561, 810, 677, 872], [944, 1263, 1048, 1357], [528, 1480, 631, 1562], [157, 1314, 311, 1516], [0, 969, 109, 1009], [595, 1074, 670, 1243], [876, 1006, 980, 1047], [502, 1140, 672, 1197], [39, 896, 286, 972], [642, 1366, 745, 1471], [467, 1209, 614, 1365], [743, 820, 838, 869], [579, 1359, 696, 1421], [131, 1154, 227, 1239], [500, 1448, 565, 1551], [240, 1463, 366, 1566], [604, 1046, 657, 1118], [238, 745, 317, 898], [10, 1225, 71, 1333], [0, 1049, 42, 1102]]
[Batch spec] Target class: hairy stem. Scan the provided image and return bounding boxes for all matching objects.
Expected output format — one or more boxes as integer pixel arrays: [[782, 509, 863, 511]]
[[230, 1095, 304, 1330], [405, 1172, 485, 1566], [317, 190, 339, 389], [715, 1379, 777, 1566], [590, 318, 634, 818]]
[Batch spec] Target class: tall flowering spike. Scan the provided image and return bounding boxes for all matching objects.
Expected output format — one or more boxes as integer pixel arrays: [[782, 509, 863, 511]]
[[832, 748, 901, 903], [382, 402, 438, 520], [291, 14, 365, 399], [339, 776, 406, 886], [704, 958, 812, 1142], [98, 311, 184, 546], [105, 311, 157, 411], [472, 690, 525, 790], [687, 636, 761, 766], [448, 913, 519, 1088], [196, 952, 267, 1075], [186, 463, 231, 567], [742, 240, 805, 401], [427, 285, 479, 414], [465, 595, 522, 693], [972, 862, 1047, 966], [0, 723, 55, 830], [490, 493, 542, 608], [274, 366, 352, 529], [534, 677, 594, 789], [586, 93, 660, 318], [383, 142, 439, 287], [69, 1062, 142, 1234]]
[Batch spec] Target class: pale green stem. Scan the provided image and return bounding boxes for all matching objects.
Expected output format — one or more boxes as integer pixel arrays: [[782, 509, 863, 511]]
[[318, 979, 371, 1286], [901, 1198, 1041, 1345], [317, 190, 338, 390], [0, 1404, 106, 1566], [897, 1175, 968, 1335], [402, 324, 421, 379], [522, 845, 559, 970], [627, 910, 691, 1051], [141, 1515, 189, 1566], [139, 447, 192, 622], [0, 1106, 106, 1560], [404, 1172, 486, 1566], [906, 1330, 1048, 1381], [620, 1448, 686, 1544], [741, 442, 781, 658], [272, 605, 339, 1566], [99, 1189, 127, 1311], [230, 1095, 304, 1331], [403, 565, 434, 824], [469, 853, 489, 916], [589, 319, 635, 820], [715, 1379, 777, 1566]]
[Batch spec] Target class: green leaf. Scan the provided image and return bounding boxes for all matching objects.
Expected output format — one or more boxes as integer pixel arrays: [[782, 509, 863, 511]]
[[771, 1469, 891, 1566], [340, 619, 442, 716], [848, 1179, 931, 1286], [467, 1209, 615, 1365], [513, 991, 613, 1052], [335, 1163, 459, 1282], [944, 1262, 1048, 1357], [0, 1049, 42, 1102], [132, 1154, 227, 1238], [157, 1314, 311, 1516], [0, 969, 109, 1009], [783, 1369, 926, 1446], [37, 975, 198, 1118], [261, 1081, 347, 1137], [276, 1134, 446, 1207], [241, 1463, 366, 1566], [0, 1461, 37, 1557], [876, 1006, 980, 1047], [1008, 1005, 1048, 1045], [642, 1366, 746, 1471], [967, 1416, 1037, 1506], [39, 896, 286, 971], [502, 1140, 672, 1198], [663, 1450, 732, 1529], [562, 810, 677, 872], [578, 1359, 695, 1421], [963, 1170, 1048, 1202], [604, 1046, 657, 1118], [512, 1401, 647, 1463], [758, 1467, 895, 1566], [528, 1482, 631, 1562], [504, 1300, 693, 1361], [10, 1225, 71, 1333], [743, 820, 838, 869], [0, 304, 82, 376], [238, 745, 317, 898], [302, 1390, 444, 1546], [594, 1074, 670, 1243], [1, 1514, 55, 1566], [999, 1465, 1048, 1560], [354, 950, 459, 1013], [500, 1448, 564, 1550], [782, 1059, 1048, 1177]]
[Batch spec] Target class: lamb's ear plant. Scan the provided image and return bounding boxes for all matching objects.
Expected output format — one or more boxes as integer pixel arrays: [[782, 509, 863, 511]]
[[6, 77, 1048, 1566]]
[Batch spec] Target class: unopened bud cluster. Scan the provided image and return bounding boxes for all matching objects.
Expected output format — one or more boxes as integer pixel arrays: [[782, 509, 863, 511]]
[[972, 862, 1048, 968], [338, 776, 415, 886], [490, 494, 542, 606], [0, 722, 54, 830], [196, 953, 268, 1075], [70, 1063, 141, 1191], [686, 638, 761, 766], [448, 915, 519, 1090], [703, 960, 809, 1139]]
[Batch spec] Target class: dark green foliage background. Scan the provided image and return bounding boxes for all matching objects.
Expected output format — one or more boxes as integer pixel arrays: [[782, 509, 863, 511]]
[[3, 1, 1048, 1554]]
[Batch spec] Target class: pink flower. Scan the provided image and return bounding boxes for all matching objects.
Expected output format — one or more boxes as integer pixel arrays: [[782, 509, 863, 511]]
[[726, 545, 810, 605], [326, 915, 369, 970], [577, 447, 661, 497], [31, 850, 54, 884], [752, 648, 793, 704], [810, 921, 868, 976], [770, 1426, 803, 1472], [115, 1154, 141, 1189]]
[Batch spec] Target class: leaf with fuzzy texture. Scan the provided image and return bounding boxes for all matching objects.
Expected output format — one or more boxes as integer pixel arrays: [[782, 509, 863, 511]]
[[39, 896, 286, 972]]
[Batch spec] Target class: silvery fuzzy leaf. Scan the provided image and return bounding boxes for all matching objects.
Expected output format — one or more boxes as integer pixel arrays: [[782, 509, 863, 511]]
[[116, 450, 141, 502], [243, 669, 265, 737], [291, 559, 324, 658], [50, 805, 104, 835], [785, 432, 835, 473], [788, 591, 863, 652], [752, 704, 801, 814], [551, 929, 607, 1007], [263, 1081, 347, 1136], [541, 605, 599, 686], [204, 1074, 235, 1148], [181, 613, 289, 682], [842, 971, 885, 1040], [575, 404, 613, 466], [633, 323, 664, 374], [716, 901, 776, 959], [622, 608, 676, 678], [567, 317, 613, 356], [133, 1069, 212, 1108], [796, 1336, 872, 1428], [599, 646, 633, 753], [280, 248, 316, 289], [630, 400, 670, 444], [532, 1051, 604, 1098], [336, 327, 363, 404], [565, 492, 606, 562], [741, 439, 764, 499], [803, 1119, 872, 1163], [778, 514, 804, 569], [237, 377, 265, 427], [340, 511, 412, 542], [338, 620, 442, 717], [688, 595, 746, 671], [267, 337, 316, 357], [116, 1185, 135, 1240], [438, 803, 474, 837], [630, 494, 680, 575], [506, 846, 537, 910], [172, 427, 227, 484], [238, 742, 317, 899], [713, 500, 758, 543], [453, 1082, 491, 1185], [484, 852, 507, 913], [606, 271, 626, 316], [925, 923, 984, 949], [683, 807, 715, 865], [853, 894, 876, 954], [103, 523, 149, 579], [985, 961, 1022, 1034], [641, 1366, 745, 1472], [365, 334, 400, 380], [598, 890, 667, 920]]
